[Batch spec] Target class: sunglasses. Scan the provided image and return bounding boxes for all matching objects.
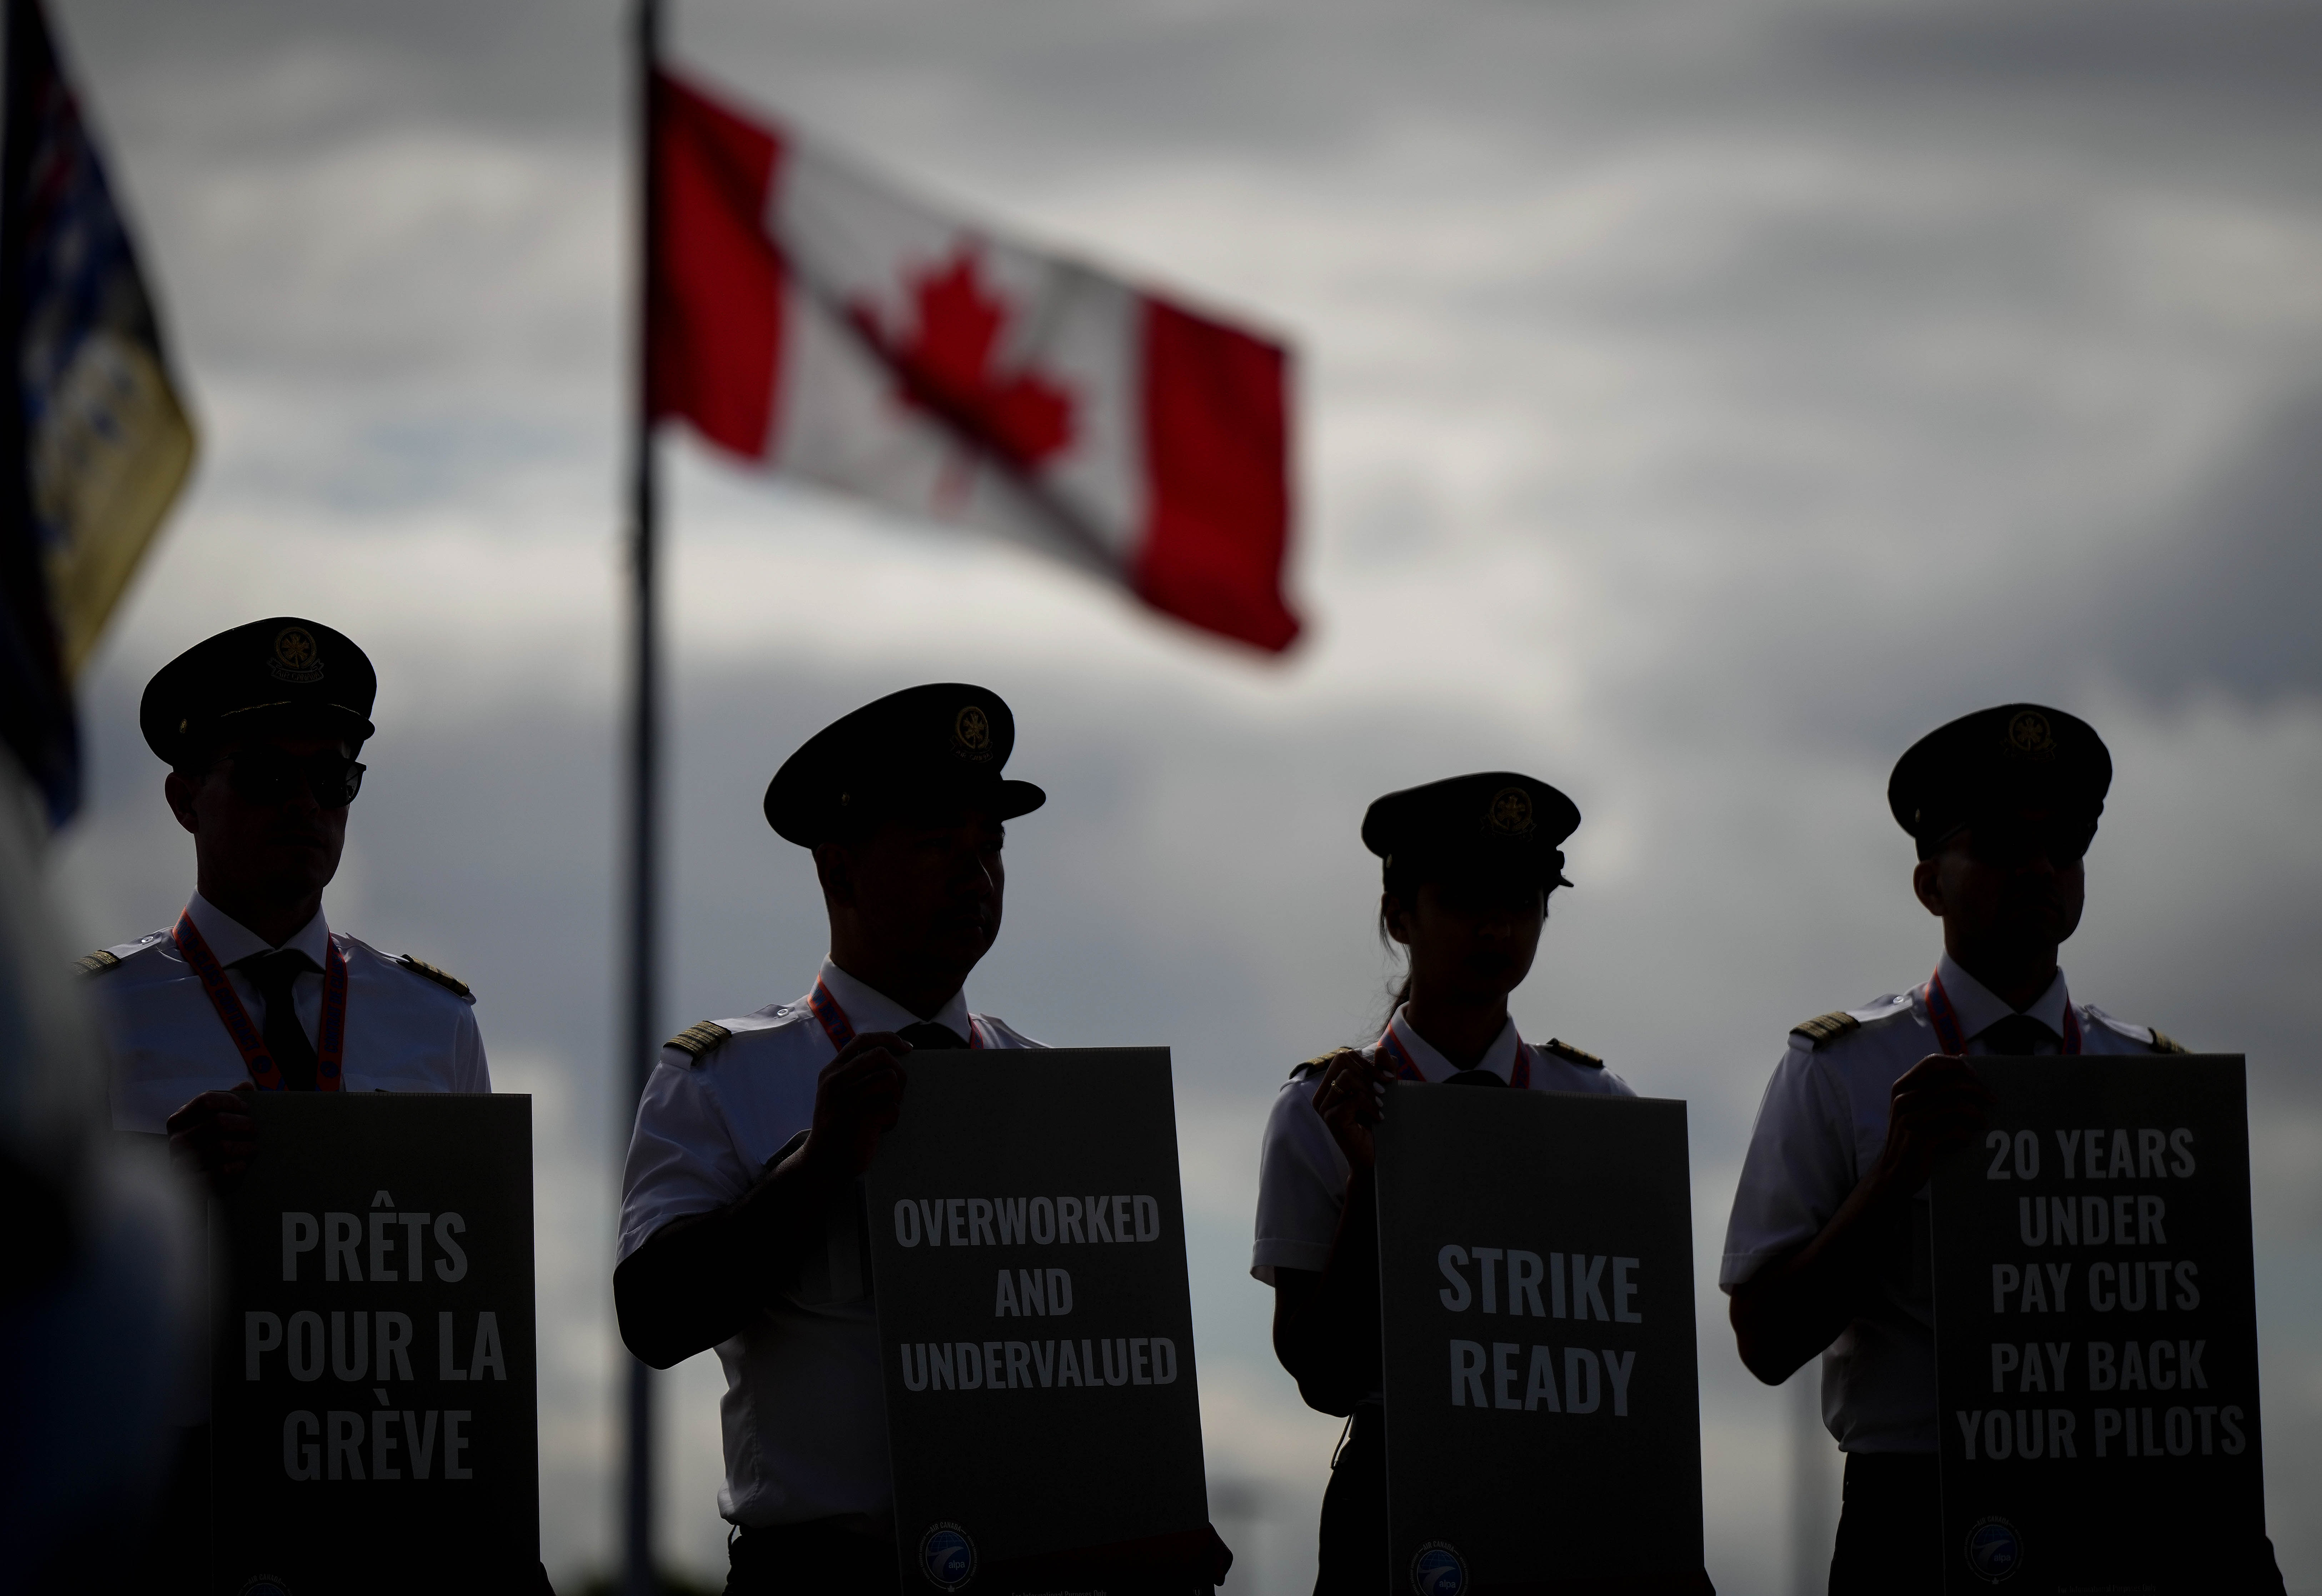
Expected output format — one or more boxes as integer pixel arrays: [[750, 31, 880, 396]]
[[1959, 813, 2095, 870], [225, 748, 366, 809]]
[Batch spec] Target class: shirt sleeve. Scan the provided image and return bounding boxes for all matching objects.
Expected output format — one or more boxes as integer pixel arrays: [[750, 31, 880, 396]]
[[1251, 1077, 1352, 1285], [617, 1053, 757, 1265], [454, 1005, 491, 1092], [1719, 1042, 1858, 1292]]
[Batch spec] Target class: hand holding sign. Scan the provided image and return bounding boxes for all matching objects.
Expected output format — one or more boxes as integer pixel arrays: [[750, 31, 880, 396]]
[[1311, 1047, 1395, 1171], [164, 1079, 258, 1192], [784, 1030, 910, 1183], [1877, 1054, 1995, 1195]]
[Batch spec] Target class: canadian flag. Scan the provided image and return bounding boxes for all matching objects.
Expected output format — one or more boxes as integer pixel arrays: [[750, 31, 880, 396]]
[[649, 70, 1300, 652]]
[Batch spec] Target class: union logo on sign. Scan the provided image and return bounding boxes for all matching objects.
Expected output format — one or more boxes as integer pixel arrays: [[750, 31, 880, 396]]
[[919, 1523, 977, 1591], [1410, 1542, 1468, 1596], [1964, 1517, 2023, 1583]]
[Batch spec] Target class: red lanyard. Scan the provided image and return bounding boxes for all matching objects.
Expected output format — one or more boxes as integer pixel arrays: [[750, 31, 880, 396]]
[[1924, 967, 2080, 1057], [172, 910, 347, 1091], [809, 977, 983, 1052], [1377, 1019, 1532, 1087]]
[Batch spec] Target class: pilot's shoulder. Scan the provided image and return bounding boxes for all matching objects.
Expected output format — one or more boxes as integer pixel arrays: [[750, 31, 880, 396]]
[[389, 951, 475, 1004], [75, 929, 171, 978], [1790, 991, 1917, 1051], [2081, 1003, 2188, 1054], [662, 1003, 809, 1067], [663, 1020, 734, 1063], [1538, 1036, 1603, 1070], [1286, 1047, 1353, 1084]]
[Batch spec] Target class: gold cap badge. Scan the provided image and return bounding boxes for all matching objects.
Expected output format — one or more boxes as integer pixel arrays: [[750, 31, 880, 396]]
[[269, 625, 324, 684], [953, 704, 993, 760], [2007, 709, 2054, 756], [1488, 785, 1536, 835]]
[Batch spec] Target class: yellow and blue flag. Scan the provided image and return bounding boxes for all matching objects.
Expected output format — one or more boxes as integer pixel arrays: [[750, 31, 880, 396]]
[[0, 0, 195, 822]]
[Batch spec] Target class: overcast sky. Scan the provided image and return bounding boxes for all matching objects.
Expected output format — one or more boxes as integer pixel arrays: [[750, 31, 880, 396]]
[[44, 0, 2322, 1589]]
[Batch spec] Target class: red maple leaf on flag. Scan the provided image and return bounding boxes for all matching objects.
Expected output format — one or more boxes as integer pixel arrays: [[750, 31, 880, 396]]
[[848, 245, 1077, 474]]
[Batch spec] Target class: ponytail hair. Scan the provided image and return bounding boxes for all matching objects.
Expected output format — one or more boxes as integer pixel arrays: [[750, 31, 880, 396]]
[[1374, 855, 1418, 1029], [1371, 951, 1415, 1041]]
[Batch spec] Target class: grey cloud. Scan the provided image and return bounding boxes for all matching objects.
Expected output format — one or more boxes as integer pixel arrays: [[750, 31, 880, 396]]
[[58, 0, 619, 142], [1802, 0, 2322, 108], [2101, 386, 2322, 705]]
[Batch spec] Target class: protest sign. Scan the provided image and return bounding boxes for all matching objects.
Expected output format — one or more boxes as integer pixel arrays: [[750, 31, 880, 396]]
[[1930, 1055, 2269, 1593], [210, 1093, 537, 1595], [1374, 1085, 1710, 1595], [864, 1048, 1213, 1594]]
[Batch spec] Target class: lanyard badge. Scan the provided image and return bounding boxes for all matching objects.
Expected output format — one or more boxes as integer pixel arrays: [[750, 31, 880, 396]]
[[809, 978, 984, 1052], [172, 910, 348, 1091]]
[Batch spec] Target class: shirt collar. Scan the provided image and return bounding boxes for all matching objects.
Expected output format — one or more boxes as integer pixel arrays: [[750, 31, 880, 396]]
[[1935, 951, 2071, 1043], [817, 958, 974, 1040], [186, 893, 332, 969], [1383, 1006, 1523, 1083]]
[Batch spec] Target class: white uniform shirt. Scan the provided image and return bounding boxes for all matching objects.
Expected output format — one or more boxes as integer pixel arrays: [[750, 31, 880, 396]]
[[1250, 1006, 1635, 1287], [1720, 952, 2175, 1454], [95, 893, 489, 1132], [617, 959, 1041, 1529]]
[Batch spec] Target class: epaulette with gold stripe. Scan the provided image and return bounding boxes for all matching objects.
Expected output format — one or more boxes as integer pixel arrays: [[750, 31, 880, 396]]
[[1793, 1011, 1860, 1048], [1540, 1037, 1603, 1070], [667, 1021, 733, 1063], [75, 949, 123, 976], [396, 955, 473, 1001], [1287, 1050, 1340, 1082], [2147, 1027, 2188, 1055]]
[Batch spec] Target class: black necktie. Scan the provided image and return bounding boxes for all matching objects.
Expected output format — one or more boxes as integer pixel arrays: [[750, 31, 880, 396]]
[[898, 1021, 968, 1052], [1978, 1013, 2055, 1057], [1445, 1068, 1507, 1088], [239, 949, 321, 1090]]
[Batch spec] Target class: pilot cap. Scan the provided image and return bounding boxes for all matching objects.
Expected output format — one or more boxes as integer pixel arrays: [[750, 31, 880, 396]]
[[1887, 703, 2111, 851], [1361, 771, 1580, 889], [139, 617, 377, 769], [764, 683, 1047, 846]]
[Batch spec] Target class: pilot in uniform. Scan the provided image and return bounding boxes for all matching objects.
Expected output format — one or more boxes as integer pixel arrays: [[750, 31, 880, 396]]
[[81, 617, 492, 1590], [1251, 772, 1633, 1594], [616, 684, 1050, 1596], [1720, 704, 2286, 1593]]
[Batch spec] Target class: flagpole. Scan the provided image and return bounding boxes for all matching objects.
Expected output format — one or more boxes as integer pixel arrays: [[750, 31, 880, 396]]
[[623, 0, 663, 1593]]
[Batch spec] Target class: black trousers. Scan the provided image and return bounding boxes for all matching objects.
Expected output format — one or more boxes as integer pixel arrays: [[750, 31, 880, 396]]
[[726, 1521, 901, 1596], [1313, 1406, 1389, 1596], [1829, 1451, 2288, 1596], [113, 1425, 552, 1595], [120, 1425, 210, 1595], [1828, 1452, 1939, 1596]]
